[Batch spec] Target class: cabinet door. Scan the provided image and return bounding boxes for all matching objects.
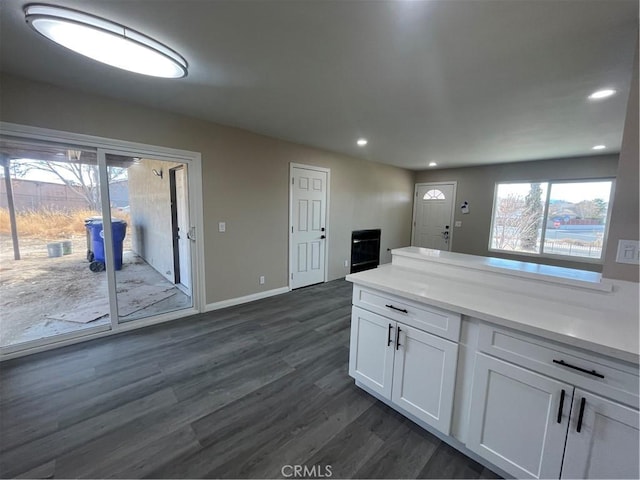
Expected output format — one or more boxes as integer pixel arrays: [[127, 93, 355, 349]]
[[561, 390, 639, 479], [349, 306, 395, 398], [391, 323, 458, 434], [467, 353, 572, 479]]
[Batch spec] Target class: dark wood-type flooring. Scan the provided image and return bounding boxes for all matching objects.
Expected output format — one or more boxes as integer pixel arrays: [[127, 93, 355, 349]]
[[0, 279, 500, 479]]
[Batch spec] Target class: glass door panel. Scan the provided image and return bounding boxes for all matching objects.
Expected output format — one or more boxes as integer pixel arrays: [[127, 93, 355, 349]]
[[105, 154, 193, 324], [0, 137, 111, 350]]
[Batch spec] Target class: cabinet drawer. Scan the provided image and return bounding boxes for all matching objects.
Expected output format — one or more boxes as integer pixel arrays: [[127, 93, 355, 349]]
[[352, 285, 461, 341], [478, 323, 639, 408]]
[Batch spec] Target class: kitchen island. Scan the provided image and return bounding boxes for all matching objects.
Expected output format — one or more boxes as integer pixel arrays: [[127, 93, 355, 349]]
[[346, 247, 639, 479]]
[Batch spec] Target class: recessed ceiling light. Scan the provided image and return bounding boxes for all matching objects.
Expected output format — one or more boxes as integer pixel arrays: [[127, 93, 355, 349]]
[[588, 89, 616, 100], [592, 145, 606, 150], [356, 138, 368, 146], [24, 4, 188, 78], [428, 162, 437, 167]]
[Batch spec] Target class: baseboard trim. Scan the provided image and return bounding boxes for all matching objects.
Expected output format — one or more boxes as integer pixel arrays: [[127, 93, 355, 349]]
[[204, 286, 290, 312]]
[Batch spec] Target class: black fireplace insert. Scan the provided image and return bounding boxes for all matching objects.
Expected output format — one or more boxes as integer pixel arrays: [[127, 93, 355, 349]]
[[350, 229, 381, 274]]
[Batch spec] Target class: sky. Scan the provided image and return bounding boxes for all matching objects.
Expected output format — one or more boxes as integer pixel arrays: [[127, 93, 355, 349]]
[[3, 159, 88, 185]]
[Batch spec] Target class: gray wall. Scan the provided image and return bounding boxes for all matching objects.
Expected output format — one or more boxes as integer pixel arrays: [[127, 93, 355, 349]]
[[0, 73, 414, 304], [414, 155, 619, 272], [602, 46, 639, 282], [128, 158, 182, 283]]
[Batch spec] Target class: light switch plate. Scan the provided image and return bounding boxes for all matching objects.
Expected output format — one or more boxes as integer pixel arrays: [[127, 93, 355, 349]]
[[218, 222, 226, 233], [616, 239, 639, 264]]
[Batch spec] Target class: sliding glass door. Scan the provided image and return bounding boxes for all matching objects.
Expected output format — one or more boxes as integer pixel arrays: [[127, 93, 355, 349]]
[[0, 135, 198, 354], [104, 153, 193, 324], [0, 137, 111, 350]]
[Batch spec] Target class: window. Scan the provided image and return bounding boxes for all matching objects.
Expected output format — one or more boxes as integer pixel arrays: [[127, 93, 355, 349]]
[[423, 189, 446, 200], [489, 179, 613, 260]]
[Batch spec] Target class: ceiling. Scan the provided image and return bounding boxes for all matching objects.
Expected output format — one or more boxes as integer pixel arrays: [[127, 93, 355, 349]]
[[0, 0, 637, 170]]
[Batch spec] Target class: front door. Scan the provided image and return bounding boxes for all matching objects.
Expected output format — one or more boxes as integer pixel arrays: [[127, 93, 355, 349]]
[[290, 164, 328, 289], [412, 182, 456, 250]]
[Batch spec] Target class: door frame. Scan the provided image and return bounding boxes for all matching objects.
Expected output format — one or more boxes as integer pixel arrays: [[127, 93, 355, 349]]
[[169, 165, 190, 294], [169, 167, 181, 286], [175, 165, 191, 293], [288, 162, 331, 290], [411, 181, 457, 251], [0, 122, 205, 360]]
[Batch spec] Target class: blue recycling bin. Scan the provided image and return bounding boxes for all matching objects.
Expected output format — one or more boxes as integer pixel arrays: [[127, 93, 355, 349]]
[[87, 220, 127, 271]]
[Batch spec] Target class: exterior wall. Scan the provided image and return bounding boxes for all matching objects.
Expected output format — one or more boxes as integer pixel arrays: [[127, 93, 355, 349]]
[[602, 46, 639, 282], [127, 158, 182, 283], [0, 73, 414, 303], [0, 178, 88, 211], [414, 155, 619, 272]]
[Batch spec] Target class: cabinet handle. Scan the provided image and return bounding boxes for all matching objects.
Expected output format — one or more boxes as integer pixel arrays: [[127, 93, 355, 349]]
[[387, 323, 393, 347], [552, 359, 604, 379], [576, 397, 586, 433], [557, 389, 566, 423], [385, 304, 408, 314], [396, 327, 402, 350]]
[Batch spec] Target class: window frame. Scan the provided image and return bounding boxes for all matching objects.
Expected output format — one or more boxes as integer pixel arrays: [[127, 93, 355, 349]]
[[488, 177, 616, 264]]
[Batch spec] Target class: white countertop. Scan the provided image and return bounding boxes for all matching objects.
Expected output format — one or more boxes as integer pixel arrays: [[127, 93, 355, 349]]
[[392, 247, 612, 291], [346, 263, 639, 364]]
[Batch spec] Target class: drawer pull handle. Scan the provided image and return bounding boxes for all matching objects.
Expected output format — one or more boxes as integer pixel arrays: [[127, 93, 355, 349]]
[[387, 323, 393, 347], [557, 389, 565, 424], [576, 397, 586, 433], [396, 327, 402, 350], [385, 304, 408, 314], [552, 359, 605, 379]]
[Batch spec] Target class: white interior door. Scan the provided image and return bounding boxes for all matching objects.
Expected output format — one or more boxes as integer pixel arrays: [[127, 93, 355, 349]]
[[290, 164, 328, 289], [175, 166, 191, 291], [412, 183, 455, 250]]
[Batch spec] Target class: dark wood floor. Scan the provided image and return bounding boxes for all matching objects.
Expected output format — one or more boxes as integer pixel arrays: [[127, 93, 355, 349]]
[[0, 279, 500, 479]]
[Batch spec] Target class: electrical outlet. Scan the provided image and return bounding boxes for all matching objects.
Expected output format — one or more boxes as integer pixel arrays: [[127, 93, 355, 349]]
[[344, 260, 349, 267], [259, 275, 265, 284], [218, 222, 226, 233], [616, 240, 639, 265], [454, 221, 462, 227]]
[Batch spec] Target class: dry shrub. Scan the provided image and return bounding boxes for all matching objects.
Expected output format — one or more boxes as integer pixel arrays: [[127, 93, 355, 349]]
[[0, 208, 130, 241]]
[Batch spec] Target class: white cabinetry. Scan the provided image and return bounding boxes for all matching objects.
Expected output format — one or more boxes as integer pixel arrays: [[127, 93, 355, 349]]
[[468, 323, 640, 479], [561, 390, 639, 479], [467, 353, 572, 479], [349, 306, 394, 398], [349, 286, 460, 434], [391, 323, 458, 432], [347, 248, 639, 480]]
